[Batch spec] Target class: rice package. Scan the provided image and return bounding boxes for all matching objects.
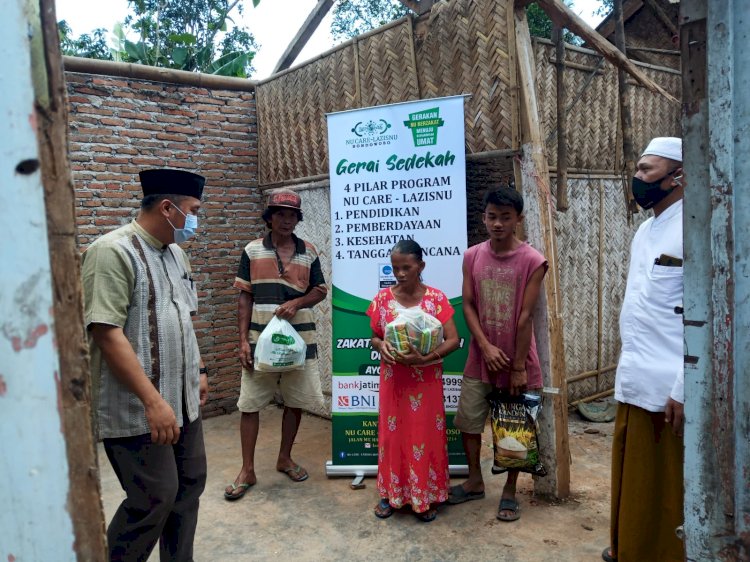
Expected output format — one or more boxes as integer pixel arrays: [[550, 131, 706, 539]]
[[384, 308, 443, 355], [488, 392, 547, 477], [254, 316, 307, 372]]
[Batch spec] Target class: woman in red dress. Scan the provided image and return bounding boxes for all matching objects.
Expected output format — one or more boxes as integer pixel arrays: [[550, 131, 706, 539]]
[[366, 240, 460, 522]]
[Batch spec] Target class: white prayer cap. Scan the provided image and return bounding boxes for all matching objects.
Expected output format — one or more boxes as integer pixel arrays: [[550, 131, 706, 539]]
[[641, 137, 682, 162]]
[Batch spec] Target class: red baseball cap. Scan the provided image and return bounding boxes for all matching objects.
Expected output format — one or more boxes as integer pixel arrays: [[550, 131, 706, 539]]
[[266, 189, 301, 210]]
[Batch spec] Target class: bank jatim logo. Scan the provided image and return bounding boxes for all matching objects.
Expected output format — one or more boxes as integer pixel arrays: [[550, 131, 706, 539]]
[[338, 396, 350, 407]]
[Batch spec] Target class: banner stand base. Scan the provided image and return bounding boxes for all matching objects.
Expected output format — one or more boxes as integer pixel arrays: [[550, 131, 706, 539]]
[[325, 460, 470, 478]]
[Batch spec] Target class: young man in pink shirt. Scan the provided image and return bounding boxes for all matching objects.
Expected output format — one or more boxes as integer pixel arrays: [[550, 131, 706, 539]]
[[448, 187, 548, 522]]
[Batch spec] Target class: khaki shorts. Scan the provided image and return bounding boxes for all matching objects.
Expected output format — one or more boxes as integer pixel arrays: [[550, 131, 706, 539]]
[[453, 376, 493, 434], [454, 376, 541, 434], [237, 360, 324, 413]]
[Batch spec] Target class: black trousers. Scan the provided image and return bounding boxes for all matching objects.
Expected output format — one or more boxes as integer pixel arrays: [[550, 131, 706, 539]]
[[103, 416, 207, 562]]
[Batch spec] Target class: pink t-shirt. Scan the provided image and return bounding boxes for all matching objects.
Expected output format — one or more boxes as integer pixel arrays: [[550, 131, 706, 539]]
[[463, 240, 548, 389]]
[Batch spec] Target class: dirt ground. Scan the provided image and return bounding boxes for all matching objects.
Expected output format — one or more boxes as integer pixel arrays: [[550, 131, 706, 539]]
[[98, 406, 615, 561]]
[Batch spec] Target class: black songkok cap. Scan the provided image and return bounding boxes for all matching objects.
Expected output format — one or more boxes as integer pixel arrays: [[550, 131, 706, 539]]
[[139, 169, 206, 200]]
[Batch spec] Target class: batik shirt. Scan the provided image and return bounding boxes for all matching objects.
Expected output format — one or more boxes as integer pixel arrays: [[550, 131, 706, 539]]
[[82, 220, 201, 439]]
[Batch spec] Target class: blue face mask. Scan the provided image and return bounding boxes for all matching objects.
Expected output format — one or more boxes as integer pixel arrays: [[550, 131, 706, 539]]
[[167, 202, 198, 244]]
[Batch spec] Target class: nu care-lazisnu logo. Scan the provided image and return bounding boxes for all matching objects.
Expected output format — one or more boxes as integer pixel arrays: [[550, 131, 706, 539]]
[[402, 107, 445, 147], [346, 118, 398, 149]]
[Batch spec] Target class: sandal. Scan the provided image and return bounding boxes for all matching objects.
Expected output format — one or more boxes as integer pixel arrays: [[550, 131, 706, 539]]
[[416, 508, 437, 523], [496, 498, 521, 522], [223, 482, 253, 501], [374, 498, 394, 519], [447, 484, 485, 505], [277, 464, 309, 482]]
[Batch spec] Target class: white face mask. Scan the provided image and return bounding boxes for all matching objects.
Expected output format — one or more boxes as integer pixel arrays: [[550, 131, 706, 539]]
[[167, 201, 198, 244]]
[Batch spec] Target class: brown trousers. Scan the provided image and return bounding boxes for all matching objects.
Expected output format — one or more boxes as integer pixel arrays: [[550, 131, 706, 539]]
[[610, 403, 684, 562]]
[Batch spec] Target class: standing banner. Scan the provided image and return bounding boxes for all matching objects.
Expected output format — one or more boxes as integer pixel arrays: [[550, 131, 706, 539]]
[[325, 95, 469, 477]]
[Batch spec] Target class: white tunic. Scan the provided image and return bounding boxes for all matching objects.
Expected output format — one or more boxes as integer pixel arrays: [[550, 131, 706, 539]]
[[615, 199, 684, 412]]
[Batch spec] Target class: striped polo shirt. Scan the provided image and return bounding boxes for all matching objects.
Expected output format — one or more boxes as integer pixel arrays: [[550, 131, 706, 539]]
[[234, 233, 326, 359]]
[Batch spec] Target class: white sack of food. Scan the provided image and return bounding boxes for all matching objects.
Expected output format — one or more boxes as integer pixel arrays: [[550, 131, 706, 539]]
[[254, 316, 307, 372]]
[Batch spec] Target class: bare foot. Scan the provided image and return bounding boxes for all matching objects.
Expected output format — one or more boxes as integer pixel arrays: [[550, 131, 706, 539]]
[[276, 461, 308, 482], [224, 469, 257, 498]]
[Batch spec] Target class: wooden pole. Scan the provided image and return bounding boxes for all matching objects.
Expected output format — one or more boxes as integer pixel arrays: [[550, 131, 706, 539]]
[[552, 25, 569, 211], [39, 0, 108, 557], [272, 0, 335, 74], [63, 56, 257, 91], [613, 0, 639, 214], [597, 180, 605, 392], [513, 5, 570, 499]]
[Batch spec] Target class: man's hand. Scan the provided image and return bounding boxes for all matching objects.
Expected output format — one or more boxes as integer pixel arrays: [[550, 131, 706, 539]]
[[239, 340, 253, 370], [145, 396, 180, 445], [199, 373, 209, 407], [665, 398, 684, 438], [275, 300, 299, 320], [510, 368, 528, 396], [480, 342, 510, 372]]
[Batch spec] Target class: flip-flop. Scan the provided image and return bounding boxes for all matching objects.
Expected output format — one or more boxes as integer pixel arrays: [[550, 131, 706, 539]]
[[224, 482, 253, 501], [278, 464, 309, 482], [446, 484, 485, 504], [415, 509, 437, 523], [497, 498, 521, 522], [601, 547, 616, 562], [374, 498, 394, 519]]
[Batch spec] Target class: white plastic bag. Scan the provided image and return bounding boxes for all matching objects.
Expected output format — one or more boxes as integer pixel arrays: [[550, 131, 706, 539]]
[[254, 316, 307, 372], [384, 308, 443, 355]]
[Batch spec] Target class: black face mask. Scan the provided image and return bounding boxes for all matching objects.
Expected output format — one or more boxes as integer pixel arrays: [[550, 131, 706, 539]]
[[631, 170, 680, 210]]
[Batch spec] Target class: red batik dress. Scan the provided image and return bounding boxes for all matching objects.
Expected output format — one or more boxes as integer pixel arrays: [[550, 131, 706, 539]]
[[366, 286, 453, 513]]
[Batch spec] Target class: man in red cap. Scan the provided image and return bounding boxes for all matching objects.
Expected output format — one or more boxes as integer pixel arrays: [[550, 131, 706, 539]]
[[82, 168, 209, 561], [225, 189, 327, 500]]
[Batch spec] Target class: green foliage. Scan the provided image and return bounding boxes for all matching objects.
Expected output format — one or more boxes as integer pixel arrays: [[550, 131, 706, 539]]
[[58, 0, 260, 77], [595, 0, 614, 18], [120, 0, 259, 76], [526, 3, 581, 45], [58, 20, 113, 60], [330, 0, 410, 41]]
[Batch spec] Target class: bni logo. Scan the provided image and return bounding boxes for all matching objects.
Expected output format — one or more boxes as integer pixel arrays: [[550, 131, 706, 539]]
[[338, 396, 350, 407]]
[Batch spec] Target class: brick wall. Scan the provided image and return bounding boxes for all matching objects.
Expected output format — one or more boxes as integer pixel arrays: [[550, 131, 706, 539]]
[[66, 72, 262, 417], [466, 159, 516, 247]]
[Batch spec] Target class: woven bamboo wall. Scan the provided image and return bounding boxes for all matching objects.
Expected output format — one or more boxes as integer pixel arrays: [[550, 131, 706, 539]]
[[256, 47, 360, 184], [534, 38, 681, 172], [256, 0, 515, 185], [289, 183, 333, 418], [553, 178, 650, 403], [414, 0, 515, 153]]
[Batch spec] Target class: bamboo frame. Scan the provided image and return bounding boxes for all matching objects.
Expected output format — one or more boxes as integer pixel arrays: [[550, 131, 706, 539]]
[[553, 25, 569, 211], [568, 388, 615, 408]]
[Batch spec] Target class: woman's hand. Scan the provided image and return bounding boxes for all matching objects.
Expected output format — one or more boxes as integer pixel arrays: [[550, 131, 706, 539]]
[[394, 343, 427, 366], [379, 340, 397, 365]]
